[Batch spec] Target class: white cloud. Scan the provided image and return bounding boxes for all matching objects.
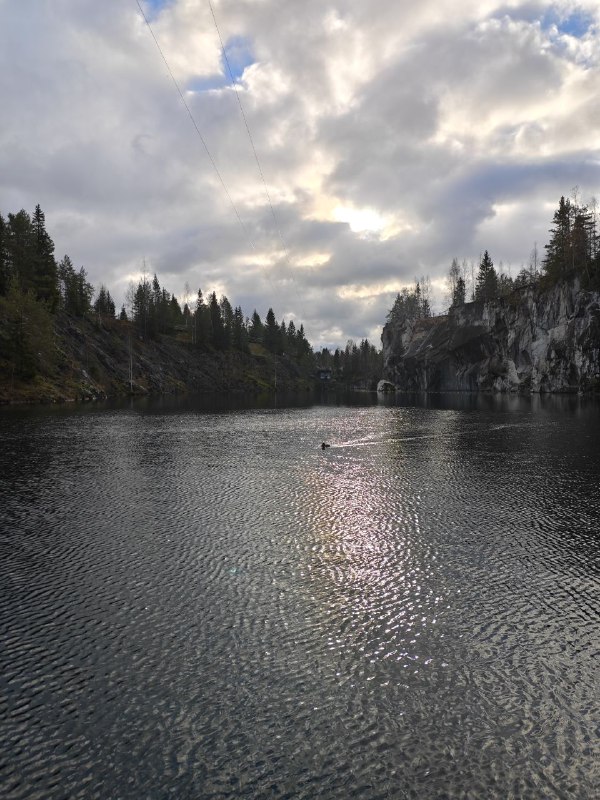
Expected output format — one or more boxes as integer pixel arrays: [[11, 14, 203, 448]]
[[1, 0, 600, 350]]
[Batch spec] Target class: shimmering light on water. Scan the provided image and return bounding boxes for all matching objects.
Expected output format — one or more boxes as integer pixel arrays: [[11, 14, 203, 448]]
[[1, 394, 599, 799]]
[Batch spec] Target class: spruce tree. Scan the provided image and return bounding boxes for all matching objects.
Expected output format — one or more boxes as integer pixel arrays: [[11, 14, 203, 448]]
[[249, 310, 263, 343], [31, 205, 59, 310], [475, 251, 498, 302], [296, 324, 312, 362], [194, 289, 212, 346], [543, 196, 572, 281], [209, 291, 226, 349], [58, 256, 93, 316], [279, 320, 287, 353], [264, 307, 280, 352], [132, 275, 151, 337], [452, 276, 466, 306], [219, 296, 233, 349], [6, 210, 35, 291], [286, 320, 297, 356], [0, 214, 8, 296], [94, 284, 116, 318], [0, 281, 55, 378], [448, 258, 461, 306], [232, 306, 248, 351], [168, 295, 182, 331]]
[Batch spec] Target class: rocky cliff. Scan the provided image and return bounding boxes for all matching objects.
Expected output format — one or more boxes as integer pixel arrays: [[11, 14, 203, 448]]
[[382, 281, 600, 393]]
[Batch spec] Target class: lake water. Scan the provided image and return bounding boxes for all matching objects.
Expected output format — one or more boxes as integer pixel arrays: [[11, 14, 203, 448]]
[[1, 393, 599, 799]]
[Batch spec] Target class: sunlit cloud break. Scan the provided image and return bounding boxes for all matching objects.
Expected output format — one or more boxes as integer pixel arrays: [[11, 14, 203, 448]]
[[1, 0, 600, 348]]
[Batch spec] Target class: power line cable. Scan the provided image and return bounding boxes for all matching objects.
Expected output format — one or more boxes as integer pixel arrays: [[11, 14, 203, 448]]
[[134, 0, 256, 252], [135, 0, 303, 329], [207, 0, 305, 317], [208, 1, 288, 260]]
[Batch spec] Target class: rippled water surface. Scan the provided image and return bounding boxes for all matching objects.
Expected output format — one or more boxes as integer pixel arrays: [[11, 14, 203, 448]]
[[1, 394, 599, 799]]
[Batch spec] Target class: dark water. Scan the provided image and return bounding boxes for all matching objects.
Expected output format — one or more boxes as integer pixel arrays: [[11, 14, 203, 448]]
[[1, 393, 599, 799]]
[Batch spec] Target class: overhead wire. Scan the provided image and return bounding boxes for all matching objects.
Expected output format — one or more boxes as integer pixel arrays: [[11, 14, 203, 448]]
[[135, 0, 304, 325], [134, 0, 257, 253], [207, 0, 305, 318], [207, 0, 290, 265]]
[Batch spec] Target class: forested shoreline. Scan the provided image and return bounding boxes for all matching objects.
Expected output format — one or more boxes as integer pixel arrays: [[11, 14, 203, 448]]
[[0, 205, 381, 402]]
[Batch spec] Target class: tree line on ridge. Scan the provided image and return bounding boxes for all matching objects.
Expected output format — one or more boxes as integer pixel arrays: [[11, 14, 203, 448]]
[[387, 192, 600, 326], [0, 204, 383, 390], [0, 205, 314, 379]]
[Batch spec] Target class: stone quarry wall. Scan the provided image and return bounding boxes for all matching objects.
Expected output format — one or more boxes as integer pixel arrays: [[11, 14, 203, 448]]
[[382, 281, 600, 393]]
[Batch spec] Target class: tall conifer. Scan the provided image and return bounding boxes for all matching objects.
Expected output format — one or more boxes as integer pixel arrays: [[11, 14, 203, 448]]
[[475, 251, 498, 302]]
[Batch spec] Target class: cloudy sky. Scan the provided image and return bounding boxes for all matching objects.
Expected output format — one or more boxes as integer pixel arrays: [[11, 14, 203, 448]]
[[2, 0, 600, 348]]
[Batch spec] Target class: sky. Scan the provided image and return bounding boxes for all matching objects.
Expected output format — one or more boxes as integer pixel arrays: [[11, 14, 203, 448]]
[[2, 0, 600, 349]]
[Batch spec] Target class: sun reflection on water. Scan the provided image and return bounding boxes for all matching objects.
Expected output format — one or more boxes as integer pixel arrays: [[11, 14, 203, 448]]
[[298, 423, 445, 680]]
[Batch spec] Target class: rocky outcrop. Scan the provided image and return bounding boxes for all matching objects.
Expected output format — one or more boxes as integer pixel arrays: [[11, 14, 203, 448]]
[[382, 281, 600, 393]]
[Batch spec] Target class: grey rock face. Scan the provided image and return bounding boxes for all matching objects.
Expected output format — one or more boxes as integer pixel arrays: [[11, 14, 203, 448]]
[[382, 281, 600, 393]]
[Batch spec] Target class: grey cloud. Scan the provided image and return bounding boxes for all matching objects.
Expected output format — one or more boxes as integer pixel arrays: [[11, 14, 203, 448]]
[[2, 0, 600, 349]]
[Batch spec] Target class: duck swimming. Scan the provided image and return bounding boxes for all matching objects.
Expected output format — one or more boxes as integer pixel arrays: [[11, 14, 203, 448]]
[[321, 442, 330, 449]]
